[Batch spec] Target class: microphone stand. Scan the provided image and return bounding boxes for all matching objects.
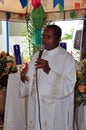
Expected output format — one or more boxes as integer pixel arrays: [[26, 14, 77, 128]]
[[35, 44, 44, 130], [36, 68, 42, 130]]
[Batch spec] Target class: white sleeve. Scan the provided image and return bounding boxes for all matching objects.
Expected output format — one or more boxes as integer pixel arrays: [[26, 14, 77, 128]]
[[19, 53, 38, 98], [19, 80, 29, 97]]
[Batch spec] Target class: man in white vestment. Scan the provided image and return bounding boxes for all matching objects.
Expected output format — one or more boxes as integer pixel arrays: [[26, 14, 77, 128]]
[[20, 25, 76, 130]]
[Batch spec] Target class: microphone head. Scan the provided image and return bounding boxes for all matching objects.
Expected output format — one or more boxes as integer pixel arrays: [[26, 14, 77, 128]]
[[38, 44, 45, 59], [40, 44, 45, 51]]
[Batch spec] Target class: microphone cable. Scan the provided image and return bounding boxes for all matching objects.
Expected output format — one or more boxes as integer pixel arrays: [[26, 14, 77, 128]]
[[36, 69, 42, 130]]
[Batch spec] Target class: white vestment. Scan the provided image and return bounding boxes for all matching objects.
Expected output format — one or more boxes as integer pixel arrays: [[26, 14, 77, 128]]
[[19, 46, 76, 130]]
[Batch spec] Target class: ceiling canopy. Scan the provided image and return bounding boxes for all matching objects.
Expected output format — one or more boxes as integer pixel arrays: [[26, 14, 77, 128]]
[[0, 0, 86, 22]]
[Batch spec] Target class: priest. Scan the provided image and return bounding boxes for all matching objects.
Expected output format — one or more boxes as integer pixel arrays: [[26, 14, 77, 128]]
[[20, 25, 76, 130]]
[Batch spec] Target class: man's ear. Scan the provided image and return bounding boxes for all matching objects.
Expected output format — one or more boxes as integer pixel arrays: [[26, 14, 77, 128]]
[[57, 37, 61, 43]]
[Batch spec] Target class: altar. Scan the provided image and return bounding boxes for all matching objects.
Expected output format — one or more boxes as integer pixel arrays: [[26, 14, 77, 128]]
[[4, 72, 26, 130], [74, 105, 86, 130]]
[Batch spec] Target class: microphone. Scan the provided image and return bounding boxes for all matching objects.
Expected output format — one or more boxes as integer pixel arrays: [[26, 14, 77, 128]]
[[38, 44, 45, 59]]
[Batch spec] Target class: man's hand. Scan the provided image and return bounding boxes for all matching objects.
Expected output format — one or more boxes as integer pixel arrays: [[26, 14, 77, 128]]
[[35, 59, 50, 74], [21, 62, 29, 83]]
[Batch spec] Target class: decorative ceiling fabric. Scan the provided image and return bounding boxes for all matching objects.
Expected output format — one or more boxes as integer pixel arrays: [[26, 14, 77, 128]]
[[0, 0, 86, 13], [0, 0, 86, 21]]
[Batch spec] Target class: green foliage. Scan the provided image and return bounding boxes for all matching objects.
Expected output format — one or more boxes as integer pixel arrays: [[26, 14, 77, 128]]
[[21, 19, 39, 61], [21, 18, 51, 61], [61, 29, 74, 41]]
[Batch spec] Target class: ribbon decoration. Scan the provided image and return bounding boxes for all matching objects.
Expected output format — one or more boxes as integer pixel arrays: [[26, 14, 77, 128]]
[[75, 2, 80, 10], [70, 11, 76, 19], [53, 0, 64, 9], [31, 0, 41, 9], [30, 4, 46, 45], [20, 0, 28, 8]]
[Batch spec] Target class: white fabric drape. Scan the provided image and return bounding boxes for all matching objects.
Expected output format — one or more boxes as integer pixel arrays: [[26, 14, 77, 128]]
[[4, 72, 26, 130], [75, 105, 86, 130]]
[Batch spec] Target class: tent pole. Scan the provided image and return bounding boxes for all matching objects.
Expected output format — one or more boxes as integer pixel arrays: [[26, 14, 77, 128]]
[[6, 21, 9, 53]]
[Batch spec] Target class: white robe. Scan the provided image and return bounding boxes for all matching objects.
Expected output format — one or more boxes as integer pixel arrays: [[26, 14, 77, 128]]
[[19, 46, 76, 130]]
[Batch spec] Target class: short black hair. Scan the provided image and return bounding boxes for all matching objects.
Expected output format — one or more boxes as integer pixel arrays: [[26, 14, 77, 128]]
[[46, 25, 62, 38]]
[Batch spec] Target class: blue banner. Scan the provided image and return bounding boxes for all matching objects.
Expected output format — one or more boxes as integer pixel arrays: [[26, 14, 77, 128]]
[[53, 0, 64, 8], [20, 0, 28, 8]]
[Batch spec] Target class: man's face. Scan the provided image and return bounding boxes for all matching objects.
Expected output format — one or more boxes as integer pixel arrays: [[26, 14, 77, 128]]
[[42, 27, 60, 50]]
